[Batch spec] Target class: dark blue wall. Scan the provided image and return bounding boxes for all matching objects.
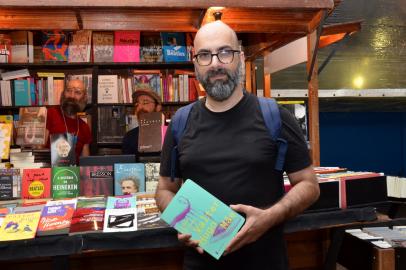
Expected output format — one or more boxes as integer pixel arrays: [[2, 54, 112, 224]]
[[319, 112, 406, 176]]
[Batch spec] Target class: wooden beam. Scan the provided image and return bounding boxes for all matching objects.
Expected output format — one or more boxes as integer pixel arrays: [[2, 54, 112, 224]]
[[1, 1, 335, 9], [321, 20, 363, 36], [245, 60, 253, 93], [307, 30, 320, 166], [264, 73, 271, 98]]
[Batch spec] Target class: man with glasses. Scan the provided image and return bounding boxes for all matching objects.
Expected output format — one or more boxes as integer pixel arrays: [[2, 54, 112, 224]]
[[122, 88, 162, 155], [46, 79, 91, 164], [156, 21, 320, 270]]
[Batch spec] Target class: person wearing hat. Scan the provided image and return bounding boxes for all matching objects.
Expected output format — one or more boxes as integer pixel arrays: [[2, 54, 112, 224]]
[[122, 88, 162, 155]]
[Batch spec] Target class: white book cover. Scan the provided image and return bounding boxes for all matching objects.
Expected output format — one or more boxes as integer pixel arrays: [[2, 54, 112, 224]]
[[103, 207, 137, 232], [10, 31, 33, 63], [98, 75, 119, 103], [1, 68, 30, 80]]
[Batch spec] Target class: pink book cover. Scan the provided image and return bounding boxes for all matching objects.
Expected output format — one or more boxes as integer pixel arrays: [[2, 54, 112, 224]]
[[113, 31, 140, 62], [161, 125, 168, 146]]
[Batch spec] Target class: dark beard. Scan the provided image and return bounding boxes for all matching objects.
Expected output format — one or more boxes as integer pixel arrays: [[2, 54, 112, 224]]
[[61, 97, 82, 116], [195, 61, 241, 102]]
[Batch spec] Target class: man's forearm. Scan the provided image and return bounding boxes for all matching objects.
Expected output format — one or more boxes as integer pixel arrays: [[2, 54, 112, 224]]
[[156, 189, 176, 212], [265, 178, 320, 228]]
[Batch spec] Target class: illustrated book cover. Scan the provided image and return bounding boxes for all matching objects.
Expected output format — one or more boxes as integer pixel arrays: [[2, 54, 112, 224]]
[[21, 168, 51, 200], [0, 211, 41, 241], [114, 163, 145, 195], [161, 179, 245, 259], [36, 198, 77, 236]]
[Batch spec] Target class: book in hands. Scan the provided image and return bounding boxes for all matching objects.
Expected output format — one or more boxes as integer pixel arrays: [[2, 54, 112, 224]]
[[161, 179, 245, 260]]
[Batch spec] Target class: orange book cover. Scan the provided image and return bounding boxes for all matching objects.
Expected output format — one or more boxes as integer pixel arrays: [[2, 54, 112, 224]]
[[22, 168, 51, 199]]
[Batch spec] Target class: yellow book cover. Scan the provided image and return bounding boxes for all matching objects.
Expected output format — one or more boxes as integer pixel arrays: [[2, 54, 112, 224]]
[[0, 211, 41, 241], [0, 123, 12, 159]]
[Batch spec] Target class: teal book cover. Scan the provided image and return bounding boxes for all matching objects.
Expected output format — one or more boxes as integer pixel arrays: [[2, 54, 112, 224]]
[[161, 179, 245, 260], [106, 195, 136, 209], [114, 163, 145, 195]]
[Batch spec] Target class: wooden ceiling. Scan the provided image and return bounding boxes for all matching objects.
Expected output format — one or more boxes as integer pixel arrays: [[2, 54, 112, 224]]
[[0, 0, 341, 58]]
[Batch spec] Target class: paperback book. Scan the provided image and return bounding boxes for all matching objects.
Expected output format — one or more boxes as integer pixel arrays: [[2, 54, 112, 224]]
[[51, 166, 80, 199], [161, 179, 245, 259], [36, 199, 77, 236], [0, 211, 41, 241], [114, 163, 145, 195], [21, 168, 51, 200], [50, 133, 76, 167], [103, 207, 137, 233], [80, 166, 114, 196]]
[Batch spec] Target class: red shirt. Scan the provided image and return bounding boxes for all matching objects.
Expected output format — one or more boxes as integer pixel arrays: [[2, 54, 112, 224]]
[[46, 107, 92, 164]]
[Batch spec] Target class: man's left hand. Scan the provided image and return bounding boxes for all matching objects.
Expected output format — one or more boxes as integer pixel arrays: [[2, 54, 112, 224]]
[[224, 204, 272, 255]]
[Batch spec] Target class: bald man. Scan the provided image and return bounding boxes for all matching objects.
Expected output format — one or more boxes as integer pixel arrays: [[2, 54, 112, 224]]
[[46, 79, 91, 164], [156, 21, 319, 269]]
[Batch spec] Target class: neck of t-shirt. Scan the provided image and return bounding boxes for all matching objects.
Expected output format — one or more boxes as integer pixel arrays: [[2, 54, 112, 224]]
[[205, 85, 244, 112]]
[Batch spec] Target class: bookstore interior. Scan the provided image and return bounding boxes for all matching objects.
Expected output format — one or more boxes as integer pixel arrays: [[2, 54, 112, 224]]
[[0, 1, 406, 270]]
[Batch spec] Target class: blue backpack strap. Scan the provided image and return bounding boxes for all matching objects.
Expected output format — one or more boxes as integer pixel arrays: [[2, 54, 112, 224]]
[[258, 97, 288, 171], [170, 102, 196, 181]]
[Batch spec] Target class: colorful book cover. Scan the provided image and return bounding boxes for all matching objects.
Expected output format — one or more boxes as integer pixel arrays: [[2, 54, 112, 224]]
[[68, 30, 92, 63], [137, 192, 167, 230], [160, 32, 188, 62], [36, 199, 77, 236], [140, 32, 163, 62], [0, 211, 41, 241], [41, 30, 69, 62], [113, 31, 140, 62], [145, 163, 160, 193], [161, 179, 245, 259], [16, 107, 47, 147], [103, 207, 137, 233], [114, 163, 145, 195], [22, 168, 52, 200], [51, 167, 80, 199], [133, 74, 161, 97], [92, 31, 114, 62], [0, 123, 12, 159], [106, 195, 136, 209], [80, 166, 114, 196], [50, 133, 76, 167]]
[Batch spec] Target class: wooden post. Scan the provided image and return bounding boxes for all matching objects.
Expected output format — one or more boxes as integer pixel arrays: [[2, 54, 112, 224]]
[[264, 73, 271, 97], [307, 30, 320, 166], [245, 60, 252, 93]]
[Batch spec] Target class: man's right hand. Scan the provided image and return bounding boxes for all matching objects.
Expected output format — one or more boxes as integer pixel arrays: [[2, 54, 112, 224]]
[[178, 233, 204, 254]]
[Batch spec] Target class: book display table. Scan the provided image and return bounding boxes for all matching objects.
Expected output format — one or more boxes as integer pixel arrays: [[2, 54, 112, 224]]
[[0, 207, 383, 270]]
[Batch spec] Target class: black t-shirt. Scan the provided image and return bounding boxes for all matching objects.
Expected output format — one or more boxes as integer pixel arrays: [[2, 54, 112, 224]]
[[160, 93, 311, 270], [122, 127, 139, 155]]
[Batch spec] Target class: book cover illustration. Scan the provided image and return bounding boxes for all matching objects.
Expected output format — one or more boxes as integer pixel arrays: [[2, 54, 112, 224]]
[[114, 163, 145, 195], [137, 192, 167, 230], [133, 74, 161, 97], [106, 195, 136, 209], [0, 206, 14, 228], [0, 211, 41, 241], [41, 30, 69, 62], [92, 31, 114, 62], [145, 163, 160, 193], [16, 107, 47, 147], [161, 179, 245, 259], [160, 32, 188, 62], [36, 199, 77, 236], [68, 30, 92, 63], [138, 112, 163, 153], [50, 133, 76, 167], [51, 166, 80, 199], [80, 166, 114, 196], [113, 31, 140, 63], [22, 168, 51, 200], [103, 207, 137, 233], [0, 123, 12, 159], [140, 32, 163, 62]]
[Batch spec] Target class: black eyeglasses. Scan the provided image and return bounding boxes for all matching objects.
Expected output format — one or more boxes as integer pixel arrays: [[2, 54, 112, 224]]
[[194, 49, 240, 66]]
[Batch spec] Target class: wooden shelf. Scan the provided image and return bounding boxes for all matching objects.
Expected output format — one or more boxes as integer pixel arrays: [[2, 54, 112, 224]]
[[0, 62, 194, 69]]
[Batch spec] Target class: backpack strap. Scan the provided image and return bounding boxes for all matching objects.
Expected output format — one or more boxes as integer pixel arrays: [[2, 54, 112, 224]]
[[170, 102, 196, 181], [258, 97, 288, 172]]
